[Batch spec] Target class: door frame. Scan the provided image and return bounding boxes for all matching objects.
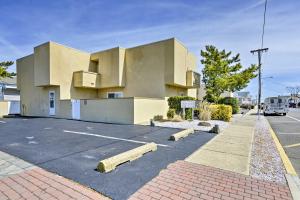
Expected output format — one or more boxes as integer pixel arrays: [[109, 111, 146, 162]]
[[49, 91, 55, 116], [71, 99, 80, 120]]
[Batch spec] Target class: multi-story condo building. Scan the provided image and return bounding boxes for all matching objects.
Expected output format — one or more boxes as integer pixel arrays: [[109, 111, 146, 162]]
[[17, 38, 200, 124]]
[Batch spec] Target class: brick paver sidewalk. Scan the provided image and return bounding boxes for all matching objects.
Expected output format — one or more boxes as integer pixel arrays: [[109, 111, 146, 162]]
[[129, 161, 292, 200], [0, 167, 109, 200]]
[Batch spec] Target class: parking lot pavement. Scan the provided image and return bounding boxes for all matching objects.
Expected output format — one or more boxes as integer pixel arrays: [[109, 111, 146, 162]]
[[266, 108, 300, 176], [0, 117, 214, 200]]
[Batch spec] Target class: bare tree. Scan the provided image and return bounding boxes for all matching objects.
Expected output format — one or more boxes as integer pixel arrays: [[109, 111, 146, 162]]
[[286, 86, 300, 97]]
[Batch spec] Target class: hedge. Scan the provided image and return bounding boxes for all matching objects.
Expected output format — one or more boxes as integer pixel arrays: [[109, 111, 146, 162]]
[[209, 104, 232, 122], [219, 97, 239, 114], [167, 109, 176, 119], [167, 96, 196, 120]]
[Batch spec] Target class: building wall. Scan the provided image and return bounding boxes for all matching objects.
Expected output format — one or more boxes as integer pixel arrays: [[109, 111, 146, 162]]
[[165, 85, 187, 97], [80, 97, 168, 124], [0, 101, 8, 117], [17, 55, 71, 117], [91, 47, 126, 88], [80, 98, 134, 124], [122, 40, 171, 98], [50, 42, 98, 100], [133, 98, 168, 124]]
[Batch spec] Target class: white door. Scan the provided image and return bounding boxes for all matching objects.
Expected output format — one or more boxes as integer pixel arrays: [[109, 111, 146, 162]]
[[49, 91, 55, 116], [72, 99, 80, 120], [8, 101, 20, 114]]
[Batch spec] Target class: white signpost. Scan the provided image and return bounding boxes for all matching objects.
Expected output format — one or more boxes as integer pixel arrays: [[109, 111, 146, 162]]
[[181, 100, 196, 108], [181, 100, 197, 120]]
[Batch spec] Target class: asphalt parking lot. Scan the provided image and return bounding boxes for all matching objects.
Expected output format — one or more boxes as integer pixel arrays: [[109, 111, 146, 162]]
[[266, 108, 300, 177], [0, 117, 214, 200]]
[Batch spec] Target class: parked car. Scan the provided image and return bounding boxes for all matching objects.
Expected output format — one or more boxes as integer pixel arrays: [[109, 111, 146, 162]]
[[263, 97, 289, 116], [289, 102, 297, 108]]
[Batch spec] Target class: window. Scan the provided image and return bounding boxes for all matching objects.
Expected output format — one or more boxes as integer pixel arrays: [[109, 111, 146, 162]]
[[278, 99, 282, 103], [270, 98, 275, 104], [107, 92, 123, 99]]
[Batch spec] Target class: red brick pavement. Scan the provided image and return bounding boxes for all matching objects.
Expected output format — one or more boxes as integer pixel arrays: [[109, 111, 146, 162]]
[[129, 161, 292, 200], [0, 167, 109, 200]]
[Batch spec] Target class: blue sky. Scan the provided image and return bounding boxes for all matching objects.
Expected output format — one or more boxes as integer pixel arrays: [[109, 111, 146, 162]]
[[1, 0, 299, 99]]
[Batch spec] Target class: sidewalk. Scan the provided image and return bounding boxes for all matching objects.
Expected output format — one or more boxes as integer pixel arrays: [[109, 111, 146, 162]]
[[0, 151, 109, 200], [129, 161, 292, 200], [129, 111, 294, 200], [186, 111, 256, 175]]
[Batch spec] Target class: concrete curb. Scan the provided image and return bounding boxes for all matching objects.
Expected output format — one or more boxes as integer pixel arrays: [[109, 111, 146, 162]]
[[169, 128, 194, 141], [265, 117, 299, 199], [267, 121, 297, 176], [286, 174, 300, 200], [97, 142, 157, 173]]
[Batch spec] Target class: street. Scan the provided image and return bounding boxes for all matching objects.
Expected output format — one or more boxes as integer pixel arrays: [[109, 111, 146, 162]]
[[267, 108, 300, 176]]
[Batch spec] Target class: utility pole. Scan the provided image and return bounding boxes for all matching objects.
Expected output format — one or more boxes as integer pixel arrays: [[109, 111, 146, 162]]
[[250, 48, 268, 116]]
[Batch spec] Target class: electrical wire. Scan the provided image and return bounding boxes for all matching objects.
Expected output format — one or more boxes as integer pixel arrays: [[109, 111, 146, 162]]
[[261, 0, 268, 48]]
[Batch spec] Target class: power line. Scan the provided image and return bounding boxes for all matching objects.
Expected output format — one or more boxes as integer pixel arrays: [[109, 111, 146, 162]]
[[251, 0, 269, 117], [261, 0, 268, 48]]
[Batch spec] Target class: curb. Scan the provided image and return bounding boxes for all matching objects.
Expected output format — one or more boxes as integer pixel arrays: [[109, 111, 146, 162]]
[[267, 122, 297, 176], [286, 174, 300, 200], [265, 117, 300, 200]]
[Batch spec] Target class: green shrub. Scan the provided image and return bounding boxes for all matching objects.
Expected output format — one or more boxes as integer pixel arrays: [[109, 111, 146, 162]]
[[219, 97, 239, 114], [167, 109, 176, 119], [167, 96, 196, 120], [153, 115, 163, 121], [209, 104, 232, 122], [198, 102, 211, 121]]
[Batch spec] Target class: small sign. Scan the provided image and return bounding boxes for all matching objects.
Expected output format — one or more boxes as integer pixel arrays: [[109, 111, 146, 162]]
[[181, 100, 196, 108]]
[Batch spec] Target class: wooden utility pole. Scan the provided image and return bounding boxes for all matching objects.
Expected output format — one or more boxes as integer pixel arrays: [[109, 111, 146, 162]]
[[250, 48, 268, 116]]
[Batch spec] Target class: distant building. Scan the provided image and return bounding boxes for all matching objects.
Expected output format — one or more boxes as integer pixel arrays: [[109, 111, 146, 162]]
[[278, 95, 299, 107], [0, 77, 20, 101], [220, 91, 234, 98], [235, 91, 253, 105], [197, 84, 233, 100], [0, 77, 20, 116]]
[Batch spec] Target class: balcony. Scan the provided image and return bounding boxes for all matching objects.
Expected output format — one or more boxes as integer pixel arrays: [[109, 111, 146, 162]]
[[73, 71, 100, 89], [186, 70, 200, 88]]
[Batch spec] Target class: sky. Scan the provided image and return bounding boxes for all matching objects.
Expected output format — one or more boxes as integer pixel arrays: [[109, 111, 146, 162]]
[[1, 0, 299, 99]]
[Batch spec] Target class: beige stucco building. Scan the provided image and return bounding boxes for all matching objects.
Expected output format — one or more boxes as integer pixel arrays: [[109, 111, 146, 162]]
[[17, 38, 200, 124]]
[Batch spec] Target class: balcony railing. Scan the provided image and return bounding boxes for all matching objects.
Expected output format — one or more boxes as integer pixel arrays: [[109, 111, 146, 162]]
[[73, 71, 100, 89]]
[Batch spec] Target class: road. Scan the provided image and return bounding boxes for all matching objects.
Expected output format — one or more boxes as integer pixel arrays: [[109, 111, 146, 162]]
[[266, 108, 300, 176]]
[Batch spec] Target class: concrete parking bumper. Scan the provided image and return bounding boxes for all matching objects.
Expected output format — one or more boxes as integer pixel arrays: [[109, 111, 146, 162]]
[[169, 128, 194, 141], [97, 143, 157, 173]]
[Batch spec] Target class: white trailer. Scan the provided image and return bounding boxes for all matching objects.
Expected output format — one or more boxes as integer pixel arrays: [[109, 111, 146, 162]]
[[263, 96, 289, 116]]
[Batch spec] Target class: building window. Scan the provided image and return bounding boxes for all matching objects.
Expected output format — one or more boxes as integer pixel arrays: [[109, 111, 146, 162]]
[[107, 92, 123, 99]]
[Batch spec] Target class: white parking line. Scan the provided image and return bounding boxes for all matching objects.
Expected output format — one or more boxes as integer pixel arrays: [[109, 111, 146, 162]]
[[284, 143, 300, 148], [287, 115, 300, 122], [279, 132, 300, 135], [0, 121, 6, 124], [63, 130, 170, 147]]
